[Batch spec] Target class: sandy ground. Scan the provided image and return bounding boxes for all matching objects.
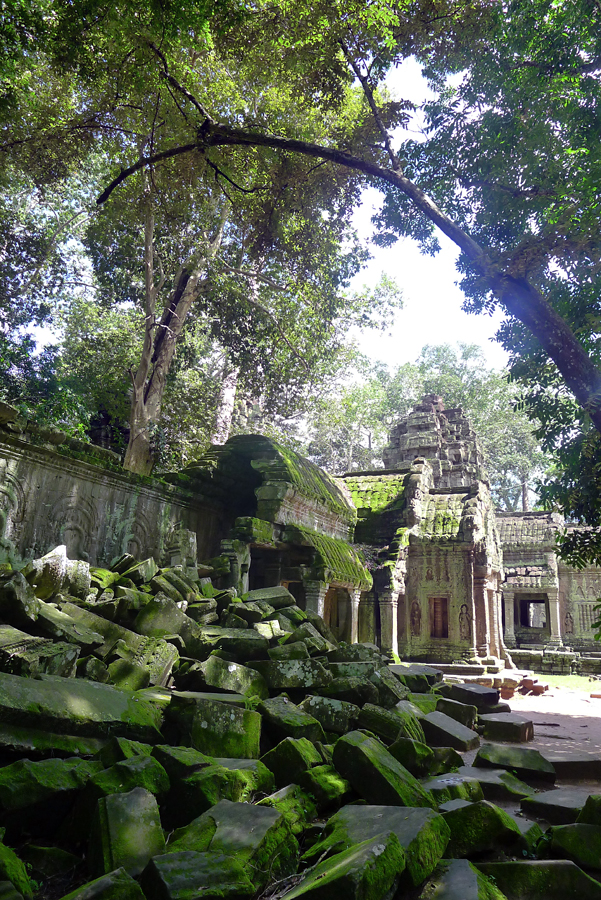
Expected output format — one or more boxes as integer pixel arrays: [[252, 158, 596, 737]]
[[509, 688, 601, 756]]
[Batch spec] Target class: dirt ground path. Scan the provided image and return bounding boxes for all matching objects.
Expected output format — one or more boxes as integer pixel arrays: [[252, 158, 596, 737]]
[[510, 688, 601, 757]]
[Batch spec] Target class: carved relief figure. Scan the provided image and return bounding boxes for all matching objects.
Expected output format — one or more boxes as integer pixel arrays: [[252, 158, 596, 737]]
[[410, 601, 422, 636], [459, 604, 471, 641], [426, 567, 433, 581], [564, 610, 574, 634]]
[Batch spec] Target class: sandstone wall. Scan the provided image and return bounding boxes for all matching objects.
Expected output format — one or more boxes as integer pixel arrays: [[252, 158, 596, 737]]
[[0, 433, 230, 566]]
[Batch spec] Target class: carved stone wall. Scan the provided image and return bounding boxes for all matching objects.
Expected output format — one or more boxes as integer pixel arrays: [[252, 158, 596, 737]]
[[0, 434, 230, 566]]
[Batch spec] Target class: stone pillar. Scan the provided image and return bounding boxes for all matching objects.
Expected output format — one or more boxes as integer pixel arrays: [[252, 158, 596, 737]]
[[303, 580, 328, 618], [350, 589, 361, 645], [473, 575, 490, 658], [358, 592, 377, 644], [379, 591, 399, 657], [547, 588, 563, 648], [503, 591, 516, 647]]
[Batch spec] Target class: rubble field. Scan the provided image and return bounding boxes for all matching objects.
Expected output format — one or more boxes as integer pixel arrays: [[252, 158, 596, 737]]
[[0, 545, 600, 899]]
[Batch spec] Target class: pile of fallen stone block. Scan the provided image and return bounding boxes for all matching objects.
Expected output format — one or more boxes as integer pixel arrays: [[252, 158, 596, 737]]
[[0, 547, 598, 899]]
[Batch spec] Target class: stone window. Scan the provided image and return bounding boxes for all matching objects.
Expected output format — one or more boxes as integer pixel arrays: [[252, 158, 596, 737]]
[[429, 597, 449, 638]]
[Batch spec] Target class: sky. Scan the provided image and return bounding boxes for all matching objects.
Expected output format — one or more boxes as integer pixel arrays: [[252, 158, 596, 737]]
[[348, 59, 510, 372]]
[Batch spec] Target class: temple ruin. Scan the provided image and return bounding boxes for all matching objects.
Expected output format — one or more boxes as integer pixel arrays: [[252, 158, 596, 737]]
[[0, 396, 600, 675]]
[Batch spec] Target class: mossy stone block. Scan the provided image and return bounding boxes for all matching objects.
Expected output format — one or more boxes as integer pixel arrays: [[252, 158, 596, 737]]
[[150, 745, 212, 781], [185, 655, 268, 700], [332, 731, 436, 809], [18, 844, 80, 879], [59, 867, 146, 900], [422, 774, 484, 805], [163, 764, 269, 829], [167, 696, 261, 759], [475, 744, 556, 784], [0, 671, 163, 742], [88, 787, 165, 877], [303, 804, 450, 888], [97, 738, 153, 770], [0, 757, 101, 811], [88, 756, 169, 801], [437, 698, 478, 730], [249, 659, 332, 691], [298, 696, 360, 735], [457, 766, 536, 802], [298, 764, 352, 812], [579, 795, 601, 826], [477, 860, 601, 900], [167, 798, 298, 890], [259, 695, 326, 743], [283, 833, 405, 900], [359, 703, 425, 744], [261, 737, 323, 789], [388, 736, 435, 777], [443, 800, 523, 857], [319, 677, 379, 708], [407, 693, 438, 715], [268, 641, 310, 660], [521, 788, 592, 825], [369, 668, 411, 708], [140, 850, 254, 899], [418, 859, 508, 900], [256, 784, 318, 835], [421, 711, 480, 752], [549, 823, 601, 869], [0, 844, 31, 899]]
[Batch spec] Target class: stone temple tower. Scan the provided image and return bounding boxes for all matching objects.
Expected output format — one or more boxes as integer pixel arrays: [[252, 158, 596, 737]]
[[382, 394, 487, 490]]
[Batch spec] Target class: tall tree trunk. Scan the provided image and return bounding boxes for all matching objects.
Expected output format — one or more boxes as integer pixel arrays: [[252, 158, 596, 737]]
[[123, 201, 226, 475], [211, 358, 239, 445], [521, 471, 530, 512]]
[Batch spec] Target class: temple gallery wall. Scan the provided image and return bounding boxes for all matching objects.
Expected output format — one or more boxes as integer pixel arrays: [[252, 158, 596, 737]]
[[0, 396, 600, 675]]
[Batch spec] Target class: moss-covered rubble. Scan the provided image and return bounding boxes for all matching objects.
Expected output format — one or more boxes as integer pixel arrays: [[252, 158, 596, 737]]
[[0, 546, 597, 900]]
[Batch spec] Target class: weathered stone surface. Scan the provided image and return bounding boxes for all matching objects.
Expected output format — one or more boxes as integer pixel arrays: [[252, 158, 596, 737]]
[[0, 757, 100, 812], [182, 655, 268, 700], [98, 737, 153, 769], [0, 626, 79, 678], [418, 859, 509, 900], [387, 736, 435, 777], [110, 636, 178, 687], [446, 683, 500, 708], [0, 573, 40, 627], [167, 798, 298, 890], [257, 784, 318, 835], [283, 833, 405, 900], [319, 677, 379, 707], [521, 789, 593, 825], [457, 766, 536, 802], [328, 643, 383, 663], [328, 661, 378, 680], [166, 696, 261, 759], [140, 850, 255, 900], [88, 787, 165, 877], [369, 666, 411, 707], [87, 756, 170, 802], [249, 659, 332, 691], [578, 794, 601, 826], [0, 722, 107, 759], [298, 695, 360, 735], [259, 695, 326, 743], [430, 746, 464, 776], [479, 713, 534, 743], [195, 626, 270, 660], [505, 813, 543, 854], [58, 867, 146, 900], [106, 659, 149, 691], [28, 545, 68, 600], [422, 774, 484, 805], [474, 744, 556, 783], [442, 800, 523, 857], [358, 703, 422, 744], [0, 844, 31, 899], [289, 622, 330, 654], [268, 641, 309, 660], [332, 731, 436, 809], [437, 698, 478, 730], [36, 602, 104, 648], [548, 823, 601, 870], [477, 860, 601, 900], [261, 737, 323, 789], [162, 764, 272, 829], [150, 745, 212, 781], [421, 711, 480, 751], [542, 750, 601, 781], [134, 595, 203, 656], [407, 693, 438, 715], [303, 804, 450, 888], [389, 665, 430, 694], [298, 765, 352, 812], [246, 586, 297, 608]]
